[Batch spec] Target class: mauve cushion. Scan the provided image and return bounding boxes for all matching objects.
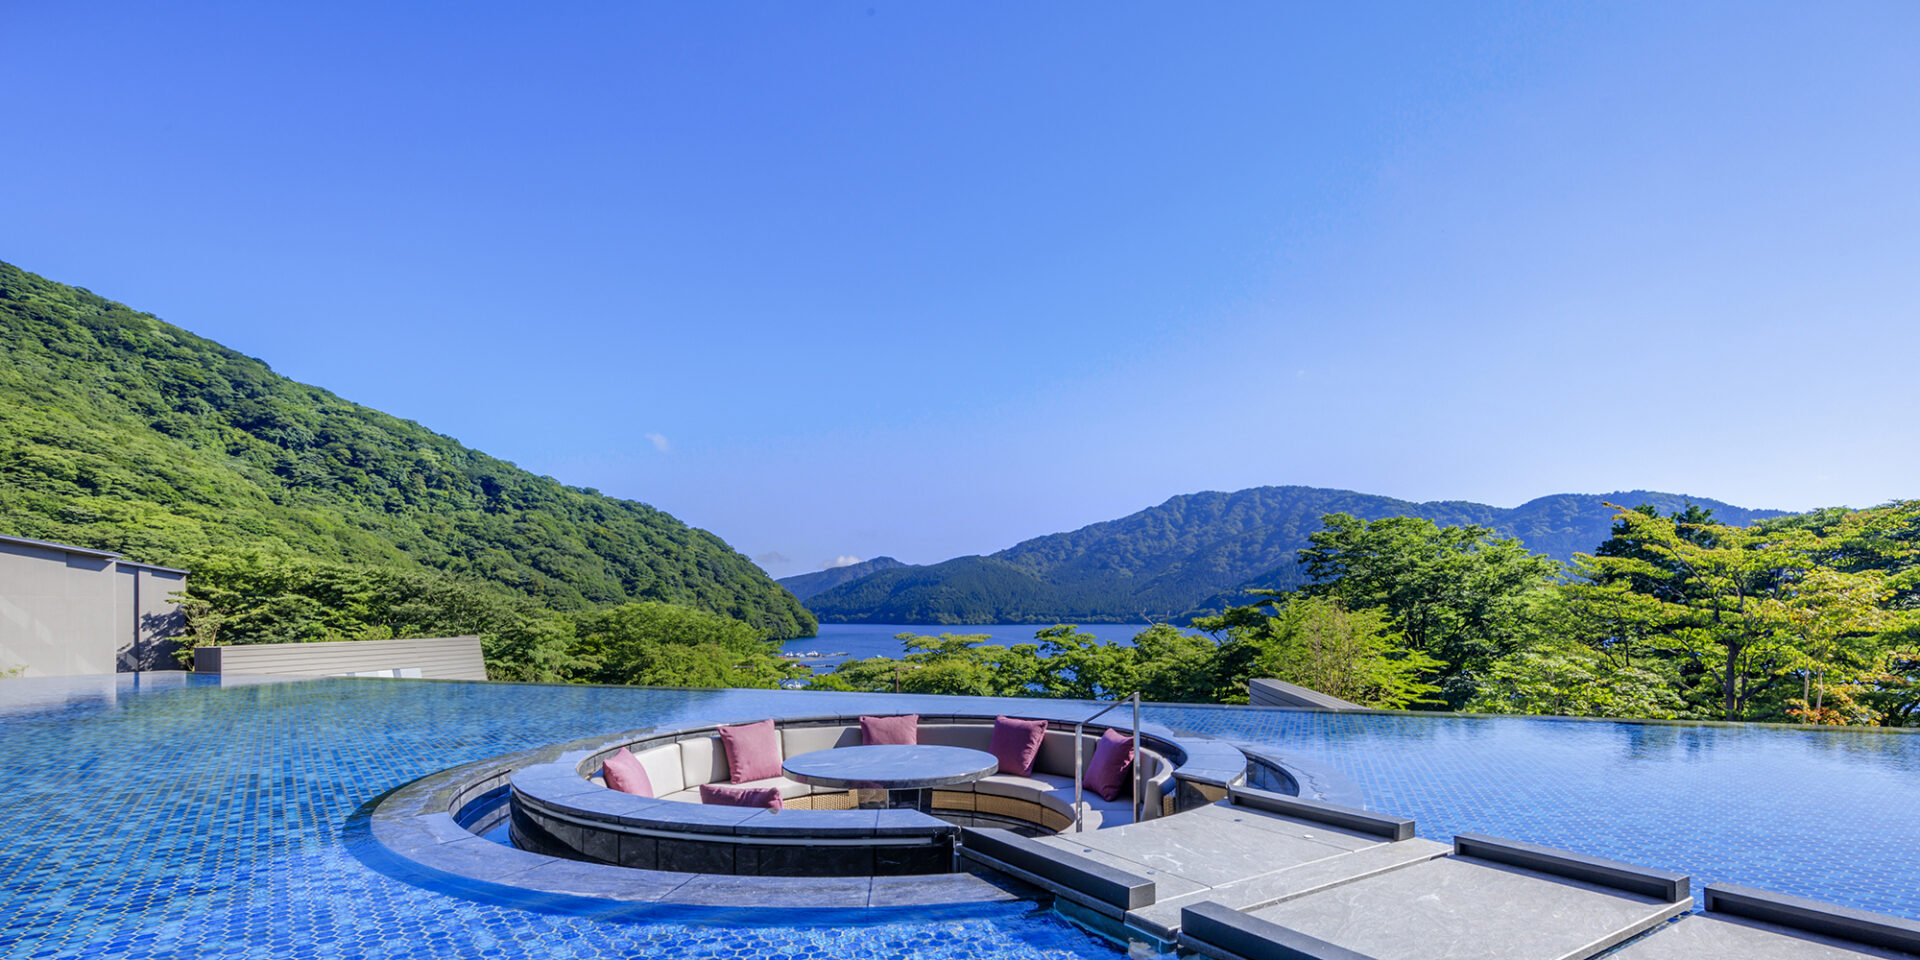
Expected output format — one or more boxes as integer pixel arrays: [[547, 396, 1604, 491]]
[[699, 783, 784, 811], [1084, 728, 1135, 801], [718, 719, 783, 783], [860, 714, 920, 746], [987, 715, 1047, 776], [601, 746, 654, 797]]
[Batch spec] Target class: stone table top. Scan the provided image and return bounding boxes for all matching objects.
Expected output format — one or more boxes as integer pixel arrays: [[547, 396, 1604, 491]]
[[783, 745, 1000, 791]]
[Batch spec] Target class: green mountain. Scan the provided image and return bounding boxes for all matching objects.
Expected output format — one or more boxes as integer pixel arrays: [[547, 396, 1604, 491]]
[[776, 556, 909, 601], [0, 260, 815, 638], [802, 486, 1784, 624]]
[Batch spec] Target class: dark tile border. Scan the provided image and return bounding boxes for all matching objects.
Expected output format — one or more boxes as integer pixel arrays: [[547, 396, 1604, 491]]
[[1178, 900, 1383, 960], [1453, 833, 1690, 903], [958, 827, 1155, 914], [1705, 883, 1920, 955], [1227, 785, 1414, 841]]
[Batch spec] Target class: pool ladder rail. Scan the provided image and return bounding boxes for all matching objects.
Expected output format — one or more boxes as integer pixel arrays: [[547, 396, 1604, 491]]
[[1072, 691, 1144, 832]]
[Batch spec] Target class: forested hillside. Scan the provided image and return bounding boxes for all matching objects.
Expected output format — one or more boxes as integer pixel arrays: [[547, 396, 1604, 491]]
[[776, 556, 908, 600], [0, 260, 815, 639], [804, 486, 1782, 623], [809, 503, 1920, 726]]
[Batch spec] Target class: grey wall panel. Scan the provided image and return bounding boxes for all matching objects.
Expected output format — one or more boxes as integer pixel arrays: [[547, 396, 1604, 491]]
[[116, 566, 139, 671], [0, 540, 120, 677], [131, 568, 186, 670], [194, 636, 488, 681]]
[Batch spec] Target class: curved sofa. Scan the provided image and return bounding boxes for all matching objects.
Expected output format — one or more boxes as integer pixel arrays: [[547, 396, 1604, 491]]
[[510, 712, 1238, 877]]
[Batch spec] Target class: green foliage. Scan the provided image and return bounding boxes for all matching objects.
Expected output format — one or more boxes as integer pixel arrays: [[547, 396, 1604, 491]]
[[818, 633, 1048, 697], [1032, 625, 1137, 700], [1465, 642, 1693, 718], [1131, 624, 1239, 704], [174, 549, 545, 648], [1242, 595, 1444, 709], [571, 602, 798, 689], [170, 548, 787, 686], [1494, 502, 1920, 724], [804, 606, 1432, 710], [0, 259, 815, 640], [1299, 514, 1562, 707]]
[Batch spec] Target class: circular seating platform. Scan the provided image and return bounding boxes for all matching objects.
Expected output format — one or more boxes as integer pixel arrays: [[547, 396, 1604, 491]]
[[506, 712, 1239, 876]]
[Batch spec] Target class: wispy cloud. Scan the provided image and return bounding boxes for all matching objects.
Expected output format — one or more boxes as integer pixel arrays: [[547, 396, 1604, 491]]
[[754, 551, 790, 566], [644, 432, 671, 453], [822, 555, 862, 569]]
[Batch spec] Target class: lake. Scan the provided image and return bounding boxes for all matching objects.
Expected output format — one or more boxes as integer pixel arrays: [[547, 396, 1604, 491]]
[[780, 622, 1154, 670]]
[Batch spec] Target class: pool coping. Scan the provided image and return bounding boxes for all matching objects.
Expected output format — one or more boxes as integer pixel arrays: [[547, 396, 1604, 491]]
[[359, 707, 1255, 918], [359, 740, 1038, 919]]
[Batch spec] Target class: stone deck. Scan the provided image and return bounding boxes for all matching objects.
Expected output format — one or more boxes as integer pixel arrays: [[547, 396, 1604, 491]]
[[969, 786, 1916, 960]]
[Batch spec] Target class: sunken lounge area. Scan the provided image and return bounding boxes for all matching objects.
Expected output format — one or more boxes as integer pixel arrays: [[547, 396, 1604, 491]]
[[367, 706, 1920, 959], [506, 712, 1218, 877]]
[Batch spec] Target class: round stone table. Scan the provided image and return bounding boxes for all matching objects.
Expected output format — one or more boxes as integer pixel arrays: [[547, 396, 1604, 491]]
[[783, 744, 1000, 812]]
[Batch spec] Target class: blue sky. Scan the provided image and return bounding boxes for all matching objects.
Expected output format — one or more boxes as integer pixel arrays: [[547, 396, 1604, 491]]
[[6, 2, 1918, 578]]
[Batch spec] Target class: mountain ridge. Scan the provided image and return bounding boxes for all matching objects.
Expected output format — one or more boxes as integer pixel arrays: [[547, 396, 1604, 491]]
[[802, 485, 1786, 624], [776, 556, 909, 600], [0, 259, 816, 638]]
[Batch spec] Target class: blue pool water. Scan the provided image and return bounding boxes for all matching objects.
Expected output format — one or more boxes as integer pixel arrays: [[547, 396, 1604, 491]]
[[3, 674, 1918, 960]]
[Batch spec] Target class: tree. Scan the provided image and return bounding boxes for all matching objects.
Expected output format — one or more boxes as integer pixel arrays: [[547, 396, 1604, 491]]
[[1193, 593, 1441, 709], [810, 633, 1047, 697], [1298, 513, 1561, 706], [1466, 642, 1692, 718], [1131, 624, 1235, 704], [1574, 504, 1916, 721], [573, 601, 796, 689], [1034, 624, 1136, 700]]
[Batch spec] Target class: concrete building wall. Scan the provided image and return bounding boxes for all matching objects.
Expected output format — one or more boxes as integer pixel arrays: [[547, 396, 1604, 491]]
[[0, 536, 188, 678], [122, 564, 187, 671]]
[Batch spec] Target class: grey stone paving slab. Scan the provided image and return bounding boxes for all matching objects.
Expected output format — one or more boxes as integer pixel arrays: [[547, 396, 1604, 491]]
[[413, 811, 485, 845], [668, 873, 874, 908], [1041, 805, 1369, 888], [1611, 915, 1920, 960], [1021, 842, 1212, 901], [510, 860, 694, 902], [1247, 856, 1689, 960], [868, 872, 1026, 907], [1183, 800, 1386, 847], [1127, 837, 1452, 939], [420, 835, 551, 885]]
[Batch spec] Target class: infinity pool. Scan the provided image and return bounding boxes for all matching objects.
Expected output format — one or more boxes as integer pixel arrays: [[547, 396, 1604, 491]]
[[3, 674, 1916, 960]]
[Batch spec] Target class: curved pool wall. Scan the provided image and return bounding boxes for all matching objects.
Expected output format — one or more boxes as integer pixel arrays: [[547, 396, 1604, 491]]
[[4, 674, 1920, 960]]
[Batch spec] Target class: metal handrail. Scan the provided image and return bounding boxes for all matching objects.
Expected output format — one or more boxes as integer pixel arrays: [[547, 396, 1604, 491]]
[[1072, 691, 1143, 832]]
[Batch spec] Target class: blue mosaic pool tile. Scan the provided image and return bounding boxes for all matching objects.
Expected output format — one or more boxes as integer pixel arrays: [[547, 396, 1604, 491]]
[[3, 674, 1918, 960]]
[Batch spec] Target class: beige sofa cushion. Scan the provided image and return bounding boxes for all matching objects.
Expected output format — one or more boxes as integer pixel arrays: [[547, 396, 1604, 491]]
[[632, 744, 687, 796], [780, 724, 859, 758], [917, 723, 993, 751], [678, 735, 730, 787]]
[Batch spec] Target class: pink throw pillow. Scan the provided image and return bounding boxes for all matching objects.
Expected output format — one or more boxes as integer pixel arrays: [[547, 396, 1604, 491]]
[[699, 783, 785, 811], [860, 714, 920, 746], [987, 715, 1047, 776], [1084, 729, 1135, 802], [717, 719, 782, 783], [601, 746, 654, 797]]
